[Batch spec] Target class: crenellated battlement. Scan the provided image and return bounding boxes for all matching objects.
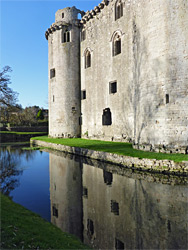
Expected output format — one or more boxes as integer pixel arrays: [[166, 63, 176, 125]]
[[81, 0, 109, 24], [45, 6, 85, 40], [45, 21, 81, 40]]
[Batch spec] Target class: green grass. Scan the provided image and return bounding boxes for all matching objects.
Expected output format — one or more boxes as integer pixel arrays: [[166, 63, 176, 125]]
[[0, 131, 47, 135], [1, 193, 90, 249], [31, 136, 188, 163]]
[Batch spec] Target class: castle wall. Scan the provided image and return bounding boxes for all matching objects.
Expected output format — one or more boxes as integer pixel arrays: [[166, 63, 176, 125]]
[[132, 0, 188, 151], [81, 0, 134, 142], [80, 0, 188, 152]]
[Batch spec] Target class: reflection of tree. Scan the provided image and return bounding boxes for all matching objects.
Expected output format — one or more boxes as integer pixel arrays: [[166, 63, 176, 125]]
[[0, 145, 37, 196], [0, 150, 22, 196]]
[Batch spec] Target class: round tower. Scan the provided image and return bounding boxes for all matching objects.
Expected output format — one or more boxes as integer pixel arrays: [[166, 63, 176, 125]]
[[45, 6, 84, 138]]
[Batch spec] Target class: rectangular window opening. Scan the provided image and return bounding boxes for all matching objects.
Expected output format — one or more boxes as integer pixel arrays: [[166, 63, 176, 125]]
[[166, 94, 169, 104], [81, 30, 86, 41], [52, 205, 58, 218], [50, 68, 55, 79], [82, 186, 88, 198], [115, 238, 124, 250], [111, 200, 119, 215], [62, 13, 64, 18], [102, 108, 112, 126], [81, 90, 86, 100], [109, 81, 117, 94]]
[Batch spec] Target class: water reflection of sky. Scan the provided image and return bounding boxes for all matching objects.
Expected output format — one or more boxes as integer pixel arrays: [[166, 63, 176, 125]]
[[0, 145, 50, 221]]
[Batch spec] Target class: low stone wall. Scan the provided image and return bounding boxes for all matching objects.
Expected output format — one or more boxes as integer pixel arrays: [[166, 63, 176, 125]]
[[1, 133, 47, 143], [6, 126, 48, 132], [133, 143, 188, 154], [31, 139, 188, 176]]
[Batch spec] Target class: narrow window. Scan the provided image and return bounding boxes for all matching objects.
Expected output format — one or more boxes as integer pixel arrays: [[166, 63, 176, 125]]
[[113, 34, 121, 56], [83, 186, 88, 198], [111, 200, 119, 215], [85, 50, 91, 68], [63, 32, 66, 42], [79, 114, 82, 125], [87, 219, 94, 237], [67, 31, 70, 42], [52, 205, 58, 218], [53, 95, 55, 102], [102, 108, 112, 126], [109, 81, 117, 94], [115, 0, 123, 20], [81, 30, 86, 41], [62, 30, 71, 43], [115, 238, 124, 250], [50, 68, 55, 79], [62, 13, 64, 18], [166, 94, 169, 104], [81, 90, 86, 100], [103, 170, 113, 185]]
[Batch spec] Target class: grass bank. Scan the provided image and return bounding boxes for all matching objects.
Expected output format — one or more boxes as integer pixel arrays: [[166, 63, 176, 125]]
[[31, 136, 188, 163], [1, 193, 89, 249]]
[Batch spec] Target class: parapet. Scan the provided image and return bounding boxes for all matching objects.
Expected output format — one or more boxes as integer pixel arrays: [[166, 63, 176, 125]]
[[81, 0, 109, 24], [45, 6, 85, 40], [55, 6, 85, 23]]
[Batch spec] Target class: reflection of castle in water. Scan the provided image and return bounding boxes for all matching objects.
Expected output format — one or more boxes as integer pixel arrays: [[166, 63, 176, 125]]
[[49, 152, 83, 240], [49, 151, 187, 249]]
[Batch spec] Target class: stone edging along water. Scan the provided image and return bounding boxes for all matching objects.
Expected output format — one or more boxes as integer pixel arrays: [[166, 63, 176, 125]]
[[31, 139, 188, 176]]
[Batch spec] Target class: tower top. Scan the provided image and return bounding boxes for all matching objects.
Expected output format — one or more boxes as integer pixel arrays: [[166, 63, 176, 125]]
[[55, 6, 85, 24]]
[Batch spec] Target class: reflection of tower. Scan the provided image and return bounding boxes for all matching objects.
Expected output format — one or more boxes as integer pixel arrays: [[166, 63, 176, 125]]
[[45, 7, 83, 138], [49, 152, 83, 240]]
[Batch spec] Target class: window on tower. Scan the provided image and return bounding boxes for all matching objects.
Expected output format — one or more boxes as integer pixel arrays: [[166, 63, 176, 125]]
[[62, 29, 70, 43], [85, 49, 91, 69], [166, 94, 169, 104], [109, 81, 117, 94], [81, 30, 86, 41], [81, 90, 86, 100], [50, 68, 55, 79]]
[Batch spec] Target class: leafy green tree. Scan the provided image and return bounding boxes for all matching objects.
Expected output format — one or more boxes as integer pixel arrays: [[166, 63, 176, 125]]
[[37, 109, 44, 120]]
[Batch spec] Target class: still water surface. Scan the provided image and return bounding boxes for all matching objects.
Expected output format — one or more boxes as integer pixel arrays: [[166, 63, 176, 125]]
[[1, 144, 187, 249]]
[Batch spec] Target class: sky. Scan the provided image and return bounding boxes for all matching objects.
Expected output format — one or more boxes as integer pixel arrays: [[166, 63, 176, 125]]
[[0, 0, 99, 109]]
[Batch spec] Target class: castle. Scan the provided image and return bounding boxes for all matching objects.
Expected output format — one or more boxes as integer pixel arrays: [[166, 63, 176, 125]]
[[45, 0, 188, 154]]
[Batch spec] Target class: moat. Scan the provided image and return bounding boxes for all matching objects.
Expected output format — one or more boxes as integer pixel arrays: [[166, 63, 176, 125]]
[[1, 143, 187, 249]]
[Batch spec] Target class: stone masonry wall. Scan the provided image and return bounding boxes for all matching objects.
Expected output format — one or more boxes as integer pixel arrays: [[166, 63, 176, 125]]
[[80, 0, 188, 152]]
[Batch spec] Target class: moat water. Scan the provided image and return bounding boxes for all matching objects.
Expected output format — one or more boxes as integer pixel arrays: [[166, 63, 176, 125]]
[[1, 143, 188, 249]]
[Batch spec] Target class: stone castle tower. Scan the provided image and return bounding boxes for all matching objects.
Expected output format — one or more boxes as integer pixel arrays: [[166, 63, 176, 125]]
[[45, 0, 188, 154], [45, 7, 84, 138]]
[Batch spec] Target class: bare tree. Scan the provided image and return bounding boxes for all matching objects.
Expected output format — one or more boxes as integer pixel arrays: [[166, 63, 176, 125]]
[[0, 66, 18, 107]]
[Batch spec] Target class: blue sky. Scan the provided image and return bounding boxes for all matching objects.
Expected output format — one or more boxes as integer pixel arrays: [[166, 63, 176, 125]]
[[1, 0, 99, 109]]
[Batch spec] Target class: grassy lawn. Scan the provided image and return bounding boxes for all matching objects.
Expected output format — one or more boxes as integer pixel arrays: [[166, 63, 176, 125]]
[[1, 193, 89, 249], [0, 131, 47, 135], [31, 136, 188, 163]]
